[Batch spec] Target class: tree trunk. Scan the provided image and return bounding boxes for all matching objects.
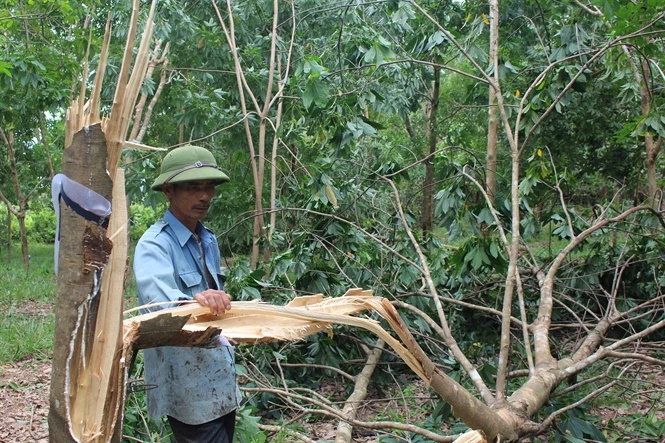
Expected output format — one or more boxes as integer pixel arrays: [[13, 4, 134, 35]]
[[5, 206, 9, 261], [18, 213, 29, 270], [646, 135, 660, 205], [485, 0, 499, 203], [621, 44, 661, 205], [640, 57, 662, 206], [0, 128, 30, 268], [422, 66, 440, 234], [48, 123, 115, 442], [253, 119, 266, 268]]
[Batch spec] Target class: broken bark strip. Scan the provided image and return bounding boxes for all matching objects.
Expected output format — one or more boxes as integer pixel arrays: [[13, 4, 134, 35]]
[[48, 124, 113, 443]]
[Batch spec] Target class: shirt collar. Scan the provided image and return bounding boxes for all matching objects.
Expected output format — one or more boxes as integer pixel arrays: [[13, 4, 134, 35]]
[[164, 209, 204, 247]]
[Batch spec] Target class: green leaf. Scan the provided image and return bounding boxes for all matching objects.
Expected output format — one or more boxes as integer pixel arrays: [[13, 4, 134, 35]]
[[425, 30, 446, 51], [346, 117, 377, 138], [235, 407, 266, 443], [476, 208, 494, 225], [0, 61, 12, 77], [464, 246, 490, 270], [363, 41, 395, 67], [0, 381, 21, 391], [302, 57, 325, 77], [303, 77, 330, 109], [489, 240, 499, 258], [240, 287, 261, 300]]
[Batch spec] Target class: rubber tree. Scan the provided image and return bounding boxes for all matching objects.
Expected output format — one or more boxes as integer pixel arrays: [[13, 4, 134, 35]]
[[49, 1, 160, 441]]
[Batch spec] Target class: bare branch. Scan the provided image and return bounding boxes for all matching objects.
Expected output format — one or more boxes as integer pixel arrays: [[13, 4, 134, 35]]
[[546, 147, 576, 242], [574, 0, 603, 16], [279, 363, 355, 382], [335, 339, 385, 442], [385, 178, 494, 404]]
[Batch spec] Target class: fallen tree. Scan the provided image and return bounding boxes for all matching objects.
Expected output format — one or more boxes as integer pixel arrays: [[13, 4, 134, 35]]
[[124, 290, 516, 440]]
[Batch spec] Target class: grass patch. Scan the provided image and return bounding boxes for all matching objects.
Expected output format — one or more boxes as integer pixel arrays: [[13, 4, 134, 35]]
[[0, 243, 57, 364], [0, 242, 141, 365]]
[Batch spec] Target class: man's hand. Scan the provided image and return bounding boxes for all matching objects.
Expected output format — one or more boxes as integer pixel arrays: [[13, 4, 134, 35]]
[[194, 289, 232, 316]]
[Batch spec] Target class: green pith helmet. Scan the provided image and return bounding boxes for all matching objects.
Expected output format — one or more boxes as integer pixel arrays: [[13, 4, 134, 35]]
[[151, 145, 230, 191]]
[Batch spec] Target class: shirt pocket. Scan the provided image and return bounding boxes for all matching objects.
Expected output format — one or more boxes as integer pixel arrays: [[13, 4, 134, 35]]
[[178, 269, 203, 296]]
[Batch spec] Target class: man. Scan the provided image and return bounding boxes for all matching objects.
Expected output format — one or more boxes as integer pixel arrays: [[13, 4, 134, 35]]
[[133, 144, 239, 443]]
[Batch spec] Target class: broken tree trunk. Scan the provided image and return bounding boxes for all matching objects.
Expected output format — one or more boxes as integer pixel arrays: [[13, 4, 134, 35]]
[[70, 167, 128, 442], [48, 124, 119, 442], [49, 1, 157, 440]]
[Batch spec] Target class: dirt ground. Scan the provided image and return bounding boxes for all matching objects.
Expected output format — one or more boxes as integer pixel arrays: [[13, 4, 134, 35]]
[[0, 359, 50, 443], [1, 357, 664, 443]]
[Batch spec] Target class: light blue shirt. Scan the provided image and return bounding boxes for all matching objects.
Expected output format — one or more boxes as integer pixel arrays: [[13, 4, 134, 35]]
[[133, 209, 239, 424]]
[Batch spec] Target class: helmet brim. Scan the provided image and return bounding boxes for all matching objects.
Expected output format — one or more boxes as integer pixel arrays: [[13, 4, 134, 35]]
[[151, 166, 230, 191]]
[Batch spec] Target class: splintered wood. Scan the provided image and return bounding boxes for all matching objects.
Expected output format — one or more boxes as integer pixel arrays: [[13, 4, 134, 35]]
[[126, 289, 375, 343], [453, 430, 487, 443], [123, 289, 427, 382]]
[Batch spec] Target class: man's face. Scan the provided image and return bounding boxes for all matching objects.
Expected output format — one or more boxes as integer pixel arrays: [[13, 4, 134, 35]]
[[163, 180, 218, 230]]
